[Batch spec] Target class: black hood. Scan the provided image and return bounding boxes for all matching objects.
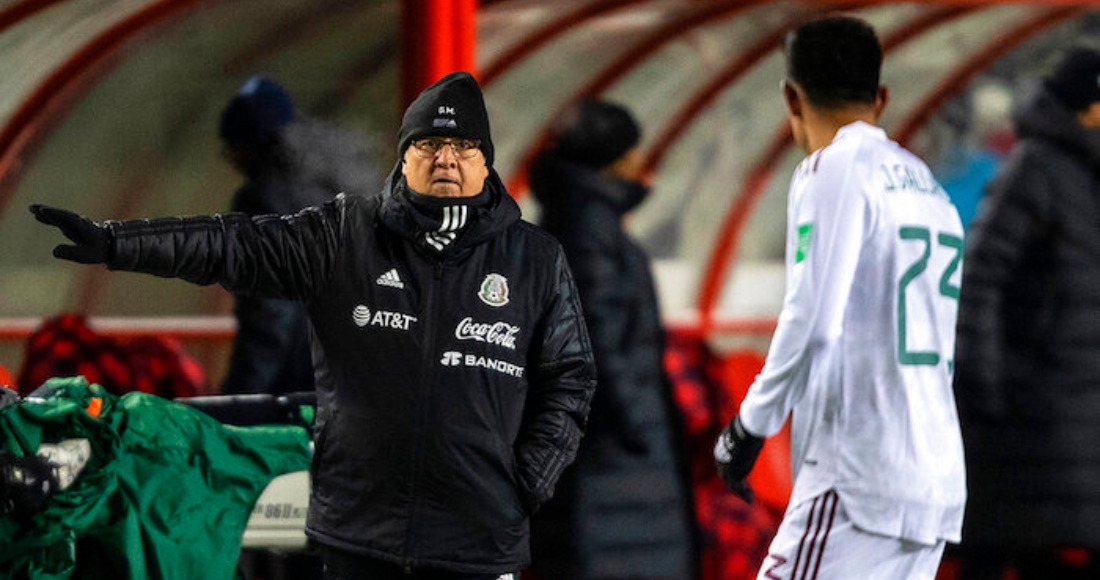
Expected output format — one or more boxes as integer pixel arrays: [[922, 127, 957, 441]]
[[1013, 80, 1100, 169], [529, 151, 649, 218]]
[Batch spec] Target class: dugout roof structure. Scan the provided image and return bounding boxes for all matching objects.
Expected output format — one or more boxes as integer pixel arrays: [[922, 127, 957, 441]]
[[0, 0, 1096, 373]]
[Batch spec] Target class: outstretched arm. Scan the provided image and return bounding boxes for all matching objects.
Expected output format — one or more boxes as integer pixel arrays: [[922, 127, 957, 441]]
[[31, 195, 353, 301]]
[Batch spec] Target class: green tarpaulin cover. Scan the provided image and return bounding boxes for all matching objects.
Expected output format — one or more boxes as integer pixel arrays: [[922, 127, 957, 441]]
[[0, 377, 311, 579]]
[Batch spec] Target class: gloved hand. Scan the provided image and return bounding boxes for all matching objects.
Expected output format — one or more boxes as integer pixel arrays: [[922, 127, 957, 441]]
[[713, 415, 764, 503], [29, 204, 111, 264], [0, 452, 58, 520]]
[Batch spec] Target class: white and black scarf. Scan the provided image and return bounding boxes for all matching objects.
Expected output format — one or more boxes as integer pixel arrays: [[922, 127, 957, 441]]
[[400, 183, 490, 253]]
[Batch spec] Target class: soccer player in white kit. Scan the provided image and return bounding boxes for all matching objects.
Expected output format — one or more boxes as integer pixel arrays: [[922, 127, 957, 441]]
[[713, 16, 967, 580]]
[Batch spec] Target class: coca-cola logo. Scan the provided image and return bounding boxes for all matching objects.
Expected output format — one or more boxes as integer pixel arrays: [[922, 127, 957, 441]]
[[455, 317, 519, 350]]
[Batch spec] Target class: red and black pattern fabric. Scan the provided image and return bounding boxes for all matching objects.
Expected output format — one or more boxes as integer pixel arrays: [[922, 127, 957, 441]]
[[664, 331, 786, 580], [16, 314, 205, 399]]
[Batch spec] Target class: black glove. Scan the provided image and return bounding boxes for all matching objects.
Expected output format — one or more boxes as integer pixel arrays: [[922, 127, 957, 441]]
[[29, 204, 111, 264], [714, 415, 764, 503], [0, 452, 58, 520]]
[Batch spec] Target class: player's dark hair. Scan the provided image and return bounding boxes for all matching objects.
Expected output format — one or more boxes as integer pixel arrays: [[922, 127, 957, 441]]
[[784, 15, 882, 108]]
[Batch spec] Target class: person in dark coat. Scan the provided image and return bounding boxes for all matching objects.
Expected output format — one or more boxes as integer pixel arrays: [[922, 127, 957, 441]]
[[219, 76, 378, 396], [30, 71, 596, 580], [528, 98, 698, 580], [954, 46, 1100, 579]]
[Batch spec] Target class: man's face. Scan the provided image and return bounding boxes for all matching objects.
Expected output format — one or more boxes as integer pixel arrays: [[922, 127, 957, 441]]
[[402, 137, 489, 198]]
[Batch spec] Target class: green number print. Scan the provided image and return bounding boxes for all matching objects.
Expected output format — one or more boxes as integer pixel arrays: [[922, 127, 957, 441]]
[[897, 226, 962, 366]]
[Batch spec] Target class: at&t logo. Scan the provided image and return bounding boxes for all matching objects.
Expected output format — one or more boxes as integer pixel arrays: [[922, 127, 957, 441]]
[[353, 305, 372, 327], [352, 304, 417, 331]]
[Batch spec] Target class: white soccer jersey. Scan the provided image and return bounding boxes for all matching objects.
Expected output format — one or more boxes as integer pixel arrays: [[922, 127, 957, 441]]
[[738, 121, 966, 545]]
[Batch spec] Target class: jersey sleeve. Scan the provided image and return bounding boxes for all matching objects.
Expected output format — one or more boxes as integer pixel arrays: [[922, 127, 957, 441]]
[[739, 147, 871, 437]]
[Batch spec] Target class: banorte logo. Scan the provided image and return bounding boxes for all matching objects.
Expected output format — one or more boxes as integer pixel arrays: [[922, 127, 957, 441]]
[[438, 350, 525, 377]]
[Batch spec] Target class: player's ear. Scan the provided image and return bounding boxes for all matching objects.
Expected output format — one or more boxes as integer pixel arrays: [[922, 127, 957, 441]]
[[782, 80, 802, 119], [873, 85, 890, 119]]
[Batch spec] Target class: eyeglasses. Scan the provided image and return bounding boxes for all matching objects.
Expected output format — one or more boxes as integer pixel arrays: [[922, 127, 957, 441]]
[[410, 138, 482, 159]]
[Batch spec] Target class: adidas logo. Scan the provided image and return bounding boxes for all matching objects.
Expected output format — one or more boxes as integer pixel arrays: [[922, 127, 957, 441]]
[[376, 268, 404, 289]]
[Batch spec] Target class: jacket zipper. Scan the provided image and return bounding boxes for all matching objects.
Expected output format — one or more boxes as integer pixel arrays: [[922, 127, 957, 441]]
[[404, 260, 445, 566]]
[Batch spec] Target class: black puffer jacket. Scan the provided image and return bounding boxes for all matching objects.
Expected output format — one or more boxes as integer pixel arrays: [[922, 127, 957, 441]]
[[107, 168, 596, 573], [528, 152, 698, 579], [222, 168, 335, 395], [955, 81, 1100, 548], [223, 118, 379, 395]]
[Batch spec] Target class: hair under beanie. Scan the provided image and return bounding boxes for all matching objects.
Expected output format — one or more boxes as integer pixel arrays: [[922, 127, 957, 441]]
[[551, 98, 640, 169], [398, 71, 494, 166], [219, 76, 296, 147], [1045, 46, 1100, 112]]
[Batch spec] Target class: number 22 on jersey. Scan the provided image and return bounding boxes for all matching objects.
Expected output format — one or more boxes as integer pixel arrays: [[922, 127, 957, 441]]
[[896, 225, 962, 369]]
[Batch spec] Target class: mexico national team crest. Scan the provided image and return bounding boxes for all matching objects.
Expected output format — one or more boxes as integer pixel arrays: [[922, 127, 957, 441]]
[[479, 273, 509, 307]]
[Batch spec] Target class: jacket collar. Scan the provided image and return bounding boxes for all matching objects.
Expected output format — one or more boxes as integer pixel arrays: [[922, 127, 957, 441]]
[[529, 152, 649, 217], [379, 162, 521, 253], [1014, 81, 1100, 169]]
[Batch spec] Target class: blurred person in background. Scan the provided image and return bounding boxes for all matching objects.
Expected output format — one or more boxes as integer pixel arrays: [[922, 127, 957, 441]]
[[714, 16, 967, 579], [528, 97, 699, 580], [219, 75, 378, 397], [953, 46, 1100, 580]]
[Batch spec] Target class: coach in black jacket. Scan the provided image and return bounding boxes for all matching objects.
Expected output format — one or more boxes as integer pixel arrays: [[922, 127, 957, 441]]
[[31, 72, 596, 580], [954, 48, 1100, 578]]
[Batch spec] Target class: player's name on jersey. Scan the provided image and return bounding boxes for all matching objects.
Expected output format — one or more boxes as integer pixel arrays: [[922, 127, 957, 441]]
[[879, 162, 947, 199]]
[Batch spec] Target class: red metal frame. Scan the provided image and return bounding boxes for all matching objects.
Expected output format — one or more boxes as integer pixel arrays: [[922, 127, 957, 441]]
[[316, 39, 401, 115], [221, 0, 370, 77], [894, 5, 1086, 146], [0, 0, 209, 215], [0, 316, 236, 341], [480, 0, 648, 86], [640, 6, 842, 175], [0, 0, 66, 34], [646, 1, 977, 175], [504, 0, 776, 197], [401, 0, 479, 108]]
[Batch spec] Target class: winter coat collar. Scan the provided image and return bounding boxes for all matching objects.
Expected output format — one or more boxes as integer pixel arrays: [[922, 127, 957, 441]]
[[529, 152, 649, 217], [1013, 80, 1100, 170], [378, 161, 521, 254]]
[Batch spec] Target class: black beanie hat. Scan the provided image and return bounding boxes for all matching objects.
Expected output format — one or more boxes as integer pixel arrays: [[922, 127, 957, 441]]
[[1045, 47, 1100, 112], [219, 76, 296, 146], [398, 71, 494, 166], [551, 98, 641, 169]]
